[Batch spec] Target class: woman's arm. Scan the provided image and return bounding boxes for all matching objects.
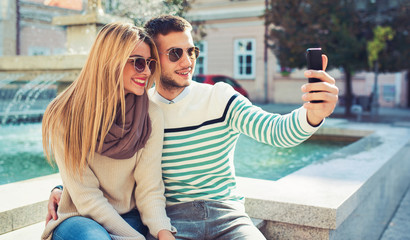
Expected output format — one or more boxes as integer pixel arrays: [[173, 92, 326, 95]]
[[53, 135, 145, 240], [133, 102, 175, 239]]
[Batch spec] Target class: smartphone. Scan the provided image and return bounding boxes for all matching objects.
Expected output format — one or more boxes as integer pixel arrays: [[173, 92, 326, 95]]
[[306, 48, 323, 103], [306, 48, 322, 83]]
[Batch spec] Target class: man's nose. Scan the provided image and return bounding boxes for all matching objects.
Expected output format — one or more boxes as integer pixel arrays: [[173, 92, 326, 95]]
[[179, 51, 193, 67]]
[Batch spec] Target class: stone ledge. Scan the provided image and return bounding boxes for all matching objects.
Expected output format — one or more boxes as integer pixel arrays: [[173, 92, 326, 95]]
[[0, 172, 266, 237], [0, 221, 44, 240], [239, 121, 410, 239], [0, 55, 87, 71], [0, 174, 60, 235]]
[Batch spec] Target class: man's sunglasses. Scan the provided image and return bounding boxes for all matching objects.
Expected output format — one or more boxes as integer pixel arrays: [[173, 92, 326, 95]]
[[128, 57, 157, 74], [162, 47, 200, 62]]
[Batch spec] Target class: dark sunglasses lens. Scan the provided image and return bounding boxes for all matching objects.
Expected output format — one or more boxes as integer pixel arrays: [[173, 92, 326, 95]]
[[148, 60, 156, 74], [188, 47, 200, 59], [134, 58, 146, 73], [169, 48, 183, 62]]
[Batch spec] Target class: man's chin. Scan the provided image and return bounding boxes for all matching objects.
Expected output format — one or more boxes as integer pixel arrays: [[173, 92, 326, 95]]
[[160, 77, 191, 90]]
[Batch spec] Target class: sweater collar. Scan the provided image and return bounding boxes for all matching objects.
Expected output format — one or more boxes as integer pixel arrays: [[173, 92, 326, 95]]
[[152, 84, 192, 104]]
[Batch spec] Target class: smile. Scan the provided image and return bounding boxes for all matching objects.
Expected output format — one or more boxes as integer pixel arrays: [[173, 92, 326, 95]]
[[132, 78, 145, 87], [176, 67, 191, 75]]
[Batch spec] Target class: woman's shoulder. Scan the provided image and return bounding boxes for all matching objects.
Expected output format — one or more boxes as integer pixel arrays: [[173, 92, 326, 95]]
[[148, 99, 163, 118]]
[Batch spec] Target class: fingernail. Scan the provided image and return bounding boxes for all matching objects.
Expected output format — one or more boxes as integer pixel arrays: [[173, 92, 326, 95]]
[[305, 71, 312, 75]]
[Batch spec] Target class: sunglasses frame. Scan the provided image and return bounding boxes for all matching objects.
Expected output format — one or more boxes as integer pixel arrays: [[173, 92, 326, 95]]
[[128, 57, 157, 74], [162, 47, 200, 62]]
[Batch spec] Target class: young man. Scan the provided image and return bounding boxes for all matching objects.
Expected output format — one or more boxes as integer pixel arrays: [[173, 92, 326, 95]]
[[47, 15, 338, 239]]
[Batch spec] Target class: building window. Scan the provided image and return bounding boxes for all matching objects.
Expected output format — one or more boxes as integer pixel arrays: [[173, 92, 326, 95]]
[[234, 38, 255, 79], [382, 85, 395, 102], [195, 41, 207, 75]]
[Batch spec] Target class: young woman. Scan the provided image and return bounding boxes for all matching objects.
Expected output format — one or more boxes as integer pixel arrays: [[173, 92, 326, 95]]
[[41, 22, 175, 240]]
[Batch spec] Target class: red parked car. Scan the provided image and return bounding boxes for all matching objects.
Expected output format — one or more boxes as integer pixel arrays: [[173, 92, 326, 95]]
[[193, 74, 249, 98]]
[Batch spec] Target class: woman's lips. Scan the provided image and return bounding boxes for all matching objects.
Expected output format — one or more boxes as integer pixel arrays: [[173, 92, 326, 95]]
[[132, 78, 146, 87]]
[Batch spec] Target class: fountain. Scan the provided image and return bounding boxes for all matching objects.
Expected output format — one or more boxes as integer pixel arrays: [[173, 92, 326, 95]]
[[0, 0, 131, 123], [0, 73, 62, 124]]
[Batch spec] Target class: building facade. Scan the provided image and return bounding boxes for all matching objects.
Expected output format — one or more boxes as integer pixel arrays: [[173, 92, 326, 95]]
[[0, 0, 83, 57], [187, 0, 408, 108]]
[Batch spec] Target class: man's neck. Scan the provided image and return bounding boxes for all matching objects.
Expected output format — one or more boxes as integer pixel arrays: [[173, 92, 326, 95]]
[[157, 85, 185, 101]]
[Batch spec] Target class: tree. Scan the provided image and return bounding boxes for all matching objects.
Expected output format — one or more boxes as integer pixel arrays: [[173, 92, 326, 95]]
[[367, 26, 395, 115], [105, 0, 193, 26], [367, 26, 395, 68], [265, 0, 407, 114], [378, 1, 410, 73]]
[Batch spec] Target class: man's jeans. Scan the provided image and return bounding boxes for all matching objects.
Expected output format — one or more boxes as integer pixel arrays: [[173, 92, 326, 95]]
[[153, 200, 266, 240], [52, 209, 147, 240]]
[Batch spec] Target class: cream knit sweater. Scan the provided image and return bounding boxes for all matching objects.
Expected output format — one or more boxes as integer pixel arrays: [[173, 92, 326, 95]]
[[42, 101, 173, 240]]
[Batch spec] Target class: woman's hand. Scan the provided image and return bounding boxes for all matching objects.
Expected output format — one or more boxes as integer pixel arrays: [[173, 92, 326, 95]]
[[45, 188, 62, 225]]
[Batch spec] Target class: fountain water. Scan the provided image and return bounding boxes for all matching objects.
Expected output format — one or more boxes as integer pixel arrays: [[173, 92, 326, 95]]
[[0, 73, 64, 124], [0, 73, 24, 89]]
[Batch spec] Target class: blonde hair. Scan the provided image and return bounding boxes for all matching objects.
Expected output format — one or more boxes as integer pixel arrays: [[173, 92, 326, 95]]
[[42, 22, 160, 177]]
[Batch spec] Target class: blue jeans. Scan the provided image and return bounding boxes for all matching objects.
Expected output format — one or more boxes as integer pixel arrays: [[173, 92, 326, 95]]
[[52, 209, 148, 240], [149, 200, 266, 240]]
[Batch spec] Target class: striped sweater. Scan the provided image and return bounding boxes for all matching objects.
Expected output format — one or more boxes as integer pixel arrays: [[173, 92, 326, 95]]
[[149, 81, 320, 205]]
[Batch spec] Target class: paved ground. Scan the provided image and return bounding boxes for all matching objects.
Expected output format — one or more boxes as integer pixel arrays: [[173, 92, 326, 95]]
[[380, 186, 410, 240], [334, 105, 410, 240]]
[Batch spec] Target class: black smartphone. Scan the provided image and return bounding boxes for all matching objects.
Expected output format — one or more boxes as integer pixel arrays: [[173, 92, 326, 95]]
[[306, 48, 322, 83], [306, 48, 323, 103]]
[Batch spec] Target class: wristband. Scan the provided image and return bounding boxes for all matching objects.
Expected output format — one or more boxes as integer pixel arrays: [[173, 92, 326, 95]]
[[51, 185, 63, 192]]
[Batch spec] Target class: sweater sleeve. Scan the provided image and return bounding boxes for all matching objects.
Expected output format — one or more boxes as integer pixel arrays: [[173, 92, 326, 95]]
[[53, 135, 146, 240], [133, 102, 175, 237], [219, 83, 322, 148]]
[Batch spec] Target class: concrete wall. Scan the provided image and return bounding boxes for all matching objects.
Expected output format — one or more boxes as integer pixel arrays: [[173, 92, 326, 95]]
[[0, 0, 17, 56]]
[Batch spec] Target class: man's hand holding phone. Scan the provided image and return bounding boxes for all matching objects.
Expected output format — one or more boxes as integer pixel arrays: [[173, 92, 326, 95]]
[[302, 48, 339, 126]]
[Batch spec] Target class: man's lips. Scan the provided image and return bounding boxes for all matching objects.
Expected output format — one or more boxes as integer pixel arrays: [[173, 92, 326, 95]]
[[175, 67, 192, 76]]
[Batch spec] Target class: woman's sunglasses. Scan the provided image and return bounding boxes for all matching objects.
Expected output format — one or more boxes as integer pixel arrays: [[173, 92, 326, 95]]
[[162, 47, 200, 62], [128, 57, 157, 74]]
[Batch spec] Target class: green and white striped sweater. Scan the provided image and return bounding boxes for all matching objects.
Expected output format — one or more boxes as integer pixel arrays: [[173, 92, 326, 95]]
[[149, 81, 320, 205]]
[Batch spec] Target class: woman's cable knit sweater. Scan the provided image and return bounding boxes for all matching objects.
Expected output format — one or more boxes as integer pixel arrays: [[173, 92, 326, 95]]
[[41, 101, 174, 240]]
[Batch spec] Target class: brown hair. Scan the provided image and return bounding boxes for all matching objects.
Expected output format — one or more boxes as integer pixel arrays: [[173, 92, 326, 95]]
[[144, 14, 192, 39]]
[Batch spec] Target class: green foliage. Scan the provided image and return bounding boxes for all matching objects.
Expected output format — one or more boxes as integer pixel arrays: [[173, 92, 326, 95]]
[[266, 0, 367, 71], [164, 0, 192, 16], [367, 26, 395, 67], [378, 1, 410, 72], [265, 0, 408, 114], [265, 0, 408, 72]]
